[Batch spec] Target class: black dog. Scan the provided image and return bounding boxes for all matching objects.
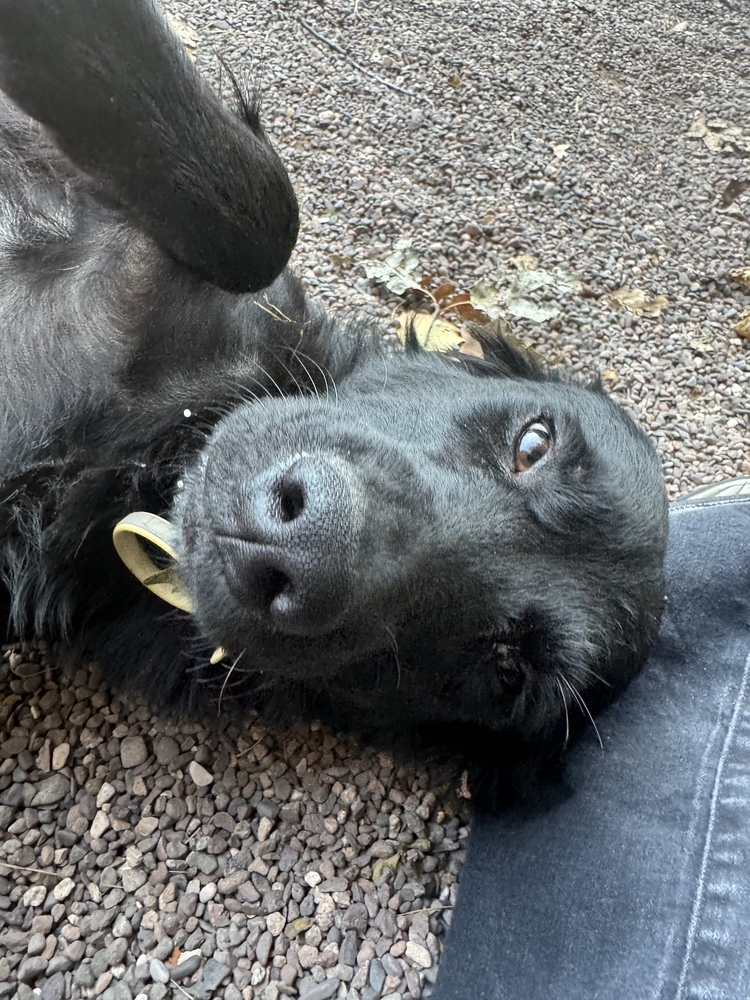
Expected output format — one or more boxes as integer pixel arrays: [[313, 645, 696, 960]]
[[0, 0, 668, 801]]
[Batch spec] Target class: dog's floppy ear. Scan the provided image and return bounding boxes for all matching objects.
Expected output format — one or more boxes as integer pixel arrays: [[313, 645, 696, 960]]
[[459, 322, 551, 380]]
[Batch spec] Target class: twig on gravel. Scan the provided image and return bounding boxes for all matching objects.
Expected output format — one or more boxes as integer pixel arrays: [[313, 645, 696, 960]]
[[170, 981, 195, 999], [409, 904, 455, 914], [297, 17, 434, 107], [0, 860, 64, 878]]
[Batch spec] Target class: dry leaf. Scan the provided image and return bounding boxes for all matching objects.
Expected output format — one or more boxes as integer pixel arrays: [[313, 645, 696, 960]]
[[602, 368, 619, 382], [396, 311, 483, 358], [720, 179, 750, 208], [507, 298, 560, 322], [165, 12, 199, 51], [168, 948, 181, 967], [685, 111, 708, 138], [550, 142, 570, 159], [729, 267, 750, 291], [447, 73, 461, 88], [684, 111, 750, 154], [702, 131, 724, 152], [603, 286, 669, 318], [330, 253, 353, 268], [455, 328, 485, 358], [362, 239, 423, 295], [689, 339, 715, 354], [441, 293, 487, 324], [396, 312, 460, 351], [288, 917, 313, 936], [372, 852, 401, 883], [734, 309, 750, 340], [432, 282, 457, 304], [468, 277, 505, 320], [509, 254, 540, 270]]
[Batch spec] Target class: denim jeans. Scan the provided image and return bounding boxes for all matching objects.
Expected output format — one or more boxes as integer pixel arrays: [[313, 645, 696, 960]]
[[434, 495, 750, 1000]]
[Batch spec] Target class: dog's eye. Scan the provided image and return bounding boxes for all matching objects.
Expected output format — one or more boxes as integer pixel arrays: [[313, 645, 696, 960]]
[[514, 421, 551, 473]]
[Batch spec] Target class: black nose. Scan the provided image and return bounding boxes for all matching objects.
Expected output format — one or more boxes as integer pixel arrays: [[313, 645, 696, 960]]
[[216, 455, 358, 635]]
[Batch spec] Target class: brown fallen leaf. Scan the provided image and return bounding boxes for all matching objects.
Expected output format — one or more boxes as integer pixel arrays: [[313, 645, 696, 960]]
[[441, 292, 488, 324], [729, 267, 750, 291], [734, 309, 750, 340], [603, 285, 669, 318], [720, 179, 750, 209], [447, 73, 462, 88], [432, 281, 457, 305], [602, 368, 619, 382], [168, 947, 181, 967]]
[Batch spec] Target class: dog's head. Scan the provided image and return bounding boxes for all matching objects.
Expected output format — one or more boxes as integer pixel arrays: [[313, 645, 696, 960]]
[[176, 328, 668, 763]]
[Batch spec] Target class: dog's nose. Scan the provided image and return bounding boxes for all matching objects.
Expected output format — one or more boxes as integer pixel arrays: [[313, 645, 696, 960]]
[[216, 455, 356, 634]]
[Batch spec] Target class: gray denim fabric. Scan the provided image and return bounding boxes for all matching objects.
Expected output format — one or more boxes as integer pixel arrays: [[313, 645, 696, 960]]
[[434, 497, 750, 1000]]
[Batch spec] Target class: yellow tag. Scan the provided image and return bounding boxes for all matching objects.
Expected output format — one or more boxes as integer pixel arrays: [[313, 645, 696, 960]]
[[112, 512, 193, 613]]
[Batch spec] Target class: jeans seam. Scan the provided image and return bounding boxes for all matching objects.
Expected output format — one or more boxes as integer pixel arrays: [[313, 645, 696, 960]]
[[674, 646, 750, 999], [671, 497, 750, 515]]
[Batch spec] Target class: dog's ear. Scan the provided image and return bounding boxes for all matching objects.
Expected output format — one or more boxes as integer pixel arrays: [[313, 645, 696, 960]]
[[464, 322, 550, 380]]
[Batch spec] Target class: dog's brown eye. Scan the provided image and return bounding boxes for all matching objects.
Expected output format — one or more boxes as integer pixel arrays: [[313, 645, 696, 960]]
[[514, 421, 551, 473]]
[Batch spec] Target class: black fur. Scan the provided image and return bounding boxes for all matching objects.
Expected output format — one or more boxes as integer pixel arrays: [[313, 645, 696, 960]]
[[0, 0, 668, 806]]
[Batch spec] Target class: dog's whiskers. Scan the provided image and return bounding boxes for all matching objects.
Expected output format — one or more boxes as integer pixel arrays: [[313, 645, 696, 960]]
[[383, 624, 402, 690], [561, 674, 603, 750], [555, 674, 571, 747], [293, 349, 339, 405], [217, 648, 246, 715], [573, 663, 612, 689]]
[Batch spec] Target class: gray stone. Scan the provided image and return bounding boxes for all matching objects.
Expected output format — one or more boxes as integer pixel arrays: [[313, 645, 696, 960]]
[[46, 956, 74, 976], [154, 736, 180, 764], [256, 930, 274, 966], [39, 973, 65, 1000], [149, 959, 170, 984], [171, 953, 202, 981], [369, 958, 386, 993], [340, 931, 359, 967], [1, 927, 30, 952], [120, 736, 148, 768], [113, 914, 133, 938], [18, 956, 48, 983], [105, 938, 129, 965], [27, 931, 46, 955], [186, 851, 218, 875], [299, 979, 340, 1000], [342, 903, 368, 934], [102, 983, 133, 1000], [30, 774, 69, 806], [381, 954, 402, 978], [318, 878, 348, 892], [200, 958, 229, 991]]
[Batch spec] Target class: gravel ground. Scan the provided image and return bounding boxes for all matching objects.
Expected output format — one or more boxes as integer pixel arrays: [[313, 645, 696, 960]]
[[1, 0, 749, 998]]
